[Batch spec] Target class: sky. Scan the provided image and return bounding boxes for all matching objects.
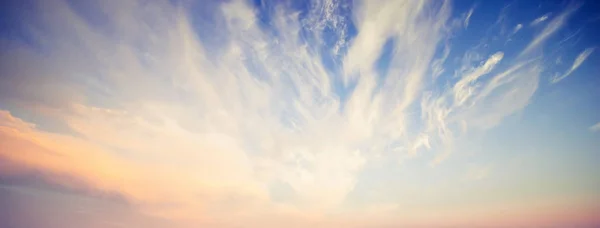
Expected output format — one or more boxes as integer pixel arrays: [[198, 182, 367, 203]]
[[0, 0, 599, 227]]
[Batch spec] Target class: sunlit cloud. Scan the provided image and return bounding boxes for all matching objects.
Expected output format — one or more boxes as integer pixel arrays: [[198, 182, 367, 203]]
[[1, 0, 599, 227]]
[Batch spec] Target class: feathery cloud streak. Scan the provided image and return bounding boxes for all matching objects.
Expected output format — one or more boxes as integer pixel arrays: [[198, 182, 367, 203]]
[[551, 47, 596, 83]]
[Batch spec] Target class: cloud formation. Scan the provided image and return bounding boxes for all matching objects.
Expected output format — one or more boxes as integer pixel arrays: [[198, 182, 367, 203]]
[[0, 0, 596, 227]]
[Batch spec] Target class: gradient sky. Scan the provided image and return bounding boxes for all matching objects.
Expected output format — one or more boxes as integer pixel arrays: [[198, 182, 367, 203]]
[[1, 0, 600, 227]]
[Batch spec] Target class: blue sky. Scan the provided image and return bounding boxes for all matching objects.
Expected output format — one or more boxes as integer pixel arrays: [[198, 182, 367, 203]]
[[1, 0, 599, 227]]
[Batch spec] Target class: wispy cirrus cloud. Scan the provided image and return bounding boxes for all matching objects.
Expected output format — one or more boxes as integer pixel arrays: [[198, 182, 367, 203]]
[[464, 7, 475, 28], [520, 4, 580, 56], [551, 47, 596, 83], [1, 0, 451, 223], [530, 13, 551, 26], [0, 0, 595, 227]]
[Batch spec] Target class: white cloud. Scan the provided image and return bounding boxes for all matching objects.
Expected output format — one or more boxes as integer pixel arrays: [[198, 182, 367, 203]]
[[521, 6, 579, 56], [464, 7, 475, 28], [0, 0, 452, 220], [530, 13, 551, 26], [453, 52, 504, 106], [420, 50, 542, 165], [513, 23, 523, 34], [551, 47, 596, 83]]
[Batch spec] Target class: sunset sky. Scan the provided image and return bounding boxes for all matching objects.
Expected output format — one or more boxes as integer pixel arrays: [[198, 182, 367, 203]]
[[1, 0, 600, 227]]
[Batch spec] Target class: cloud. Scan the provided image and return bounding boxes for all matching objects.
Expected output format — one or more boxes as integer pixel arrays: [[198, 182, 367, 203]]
[[512, 23, 523, 34], [521, 5, 579, 56], [452, 52, 504, 106], [0, 0, 591, 227], [0, 108, 265, 219], [2, 0, 446, 222], [464, 7, 474, 28], [530, 13, 551, 26], [551, 47, 596, 83], [420, 49, 540, 165], [590, 122, 600, 132]]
